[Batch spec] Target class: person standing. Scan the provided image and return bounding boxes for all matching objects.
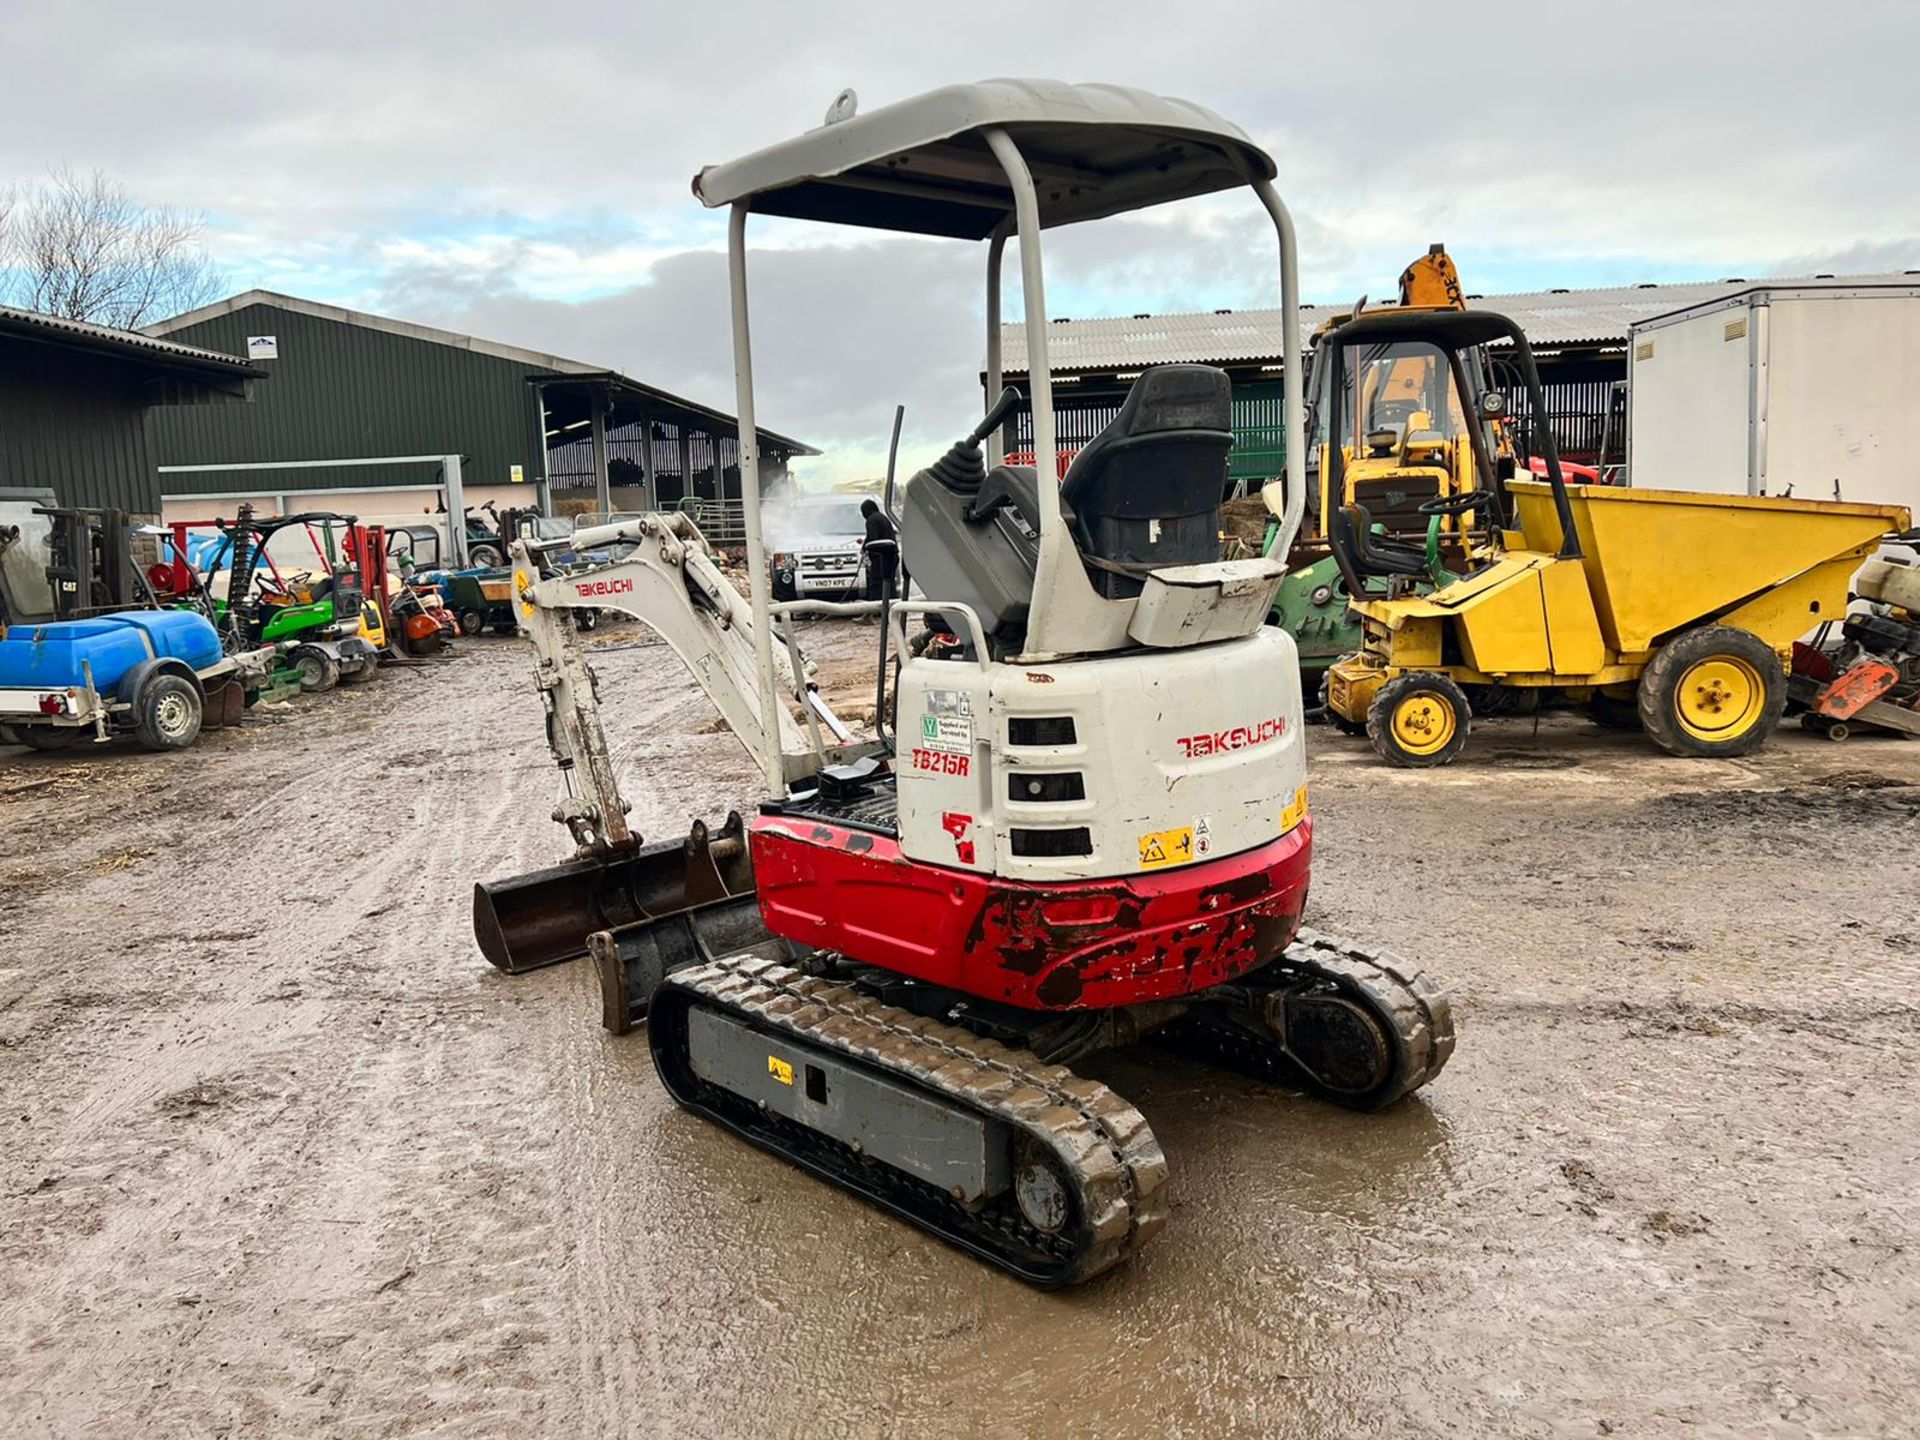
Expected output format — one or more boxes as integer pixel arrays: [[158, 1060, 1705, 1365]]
[[860, 498, 898, 607]]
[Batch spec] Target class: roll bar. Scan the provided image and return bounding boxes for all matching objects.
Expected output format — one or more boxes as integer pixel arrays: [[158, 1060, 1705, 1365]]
[[717, 94, 1309, 790], [1320, 309, 1581, 569]]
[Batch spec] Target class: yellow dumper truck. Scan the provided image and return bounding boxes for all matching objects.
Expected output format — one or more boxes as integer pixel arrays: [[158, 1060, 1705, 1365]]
[[1317, 310, 1911, 766]]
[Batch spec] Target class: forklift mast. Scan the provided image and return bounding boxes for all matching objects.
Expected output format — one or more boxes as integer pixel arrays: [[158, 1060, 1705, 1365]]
[[222, 503, 265, 641], [41, 507, 144, 618]]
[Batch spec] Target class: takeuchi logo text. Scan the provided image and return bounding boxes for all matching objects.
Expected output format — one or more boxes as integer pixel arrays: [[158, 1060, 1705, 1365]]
[[574, 578, 634, 597], [1175, 716, 1286, 757]]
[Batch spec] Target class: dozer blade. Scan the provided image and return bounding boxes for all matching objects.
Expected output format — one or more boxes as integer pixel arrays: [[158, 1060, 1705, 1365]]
[[473, 813, 753, 974], [590, 891, 785, 1034]]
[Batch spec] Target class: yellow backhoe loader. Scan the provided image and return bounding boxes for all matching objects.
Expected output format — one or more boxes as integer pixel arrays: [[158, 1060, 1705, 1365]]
[[1271, 245, 1517, 688]]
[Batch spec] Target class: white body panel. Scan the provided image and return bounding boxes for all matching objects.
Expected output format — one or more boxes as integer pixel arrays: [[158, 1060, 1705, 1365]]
[[1763, 294, 1917, 507], [893, 628, 1305, 883], [1629, 285, 1920, 508], [1127, 558, 1285, 648], [1627, 304, 1752, 495], [0, 685, 102, 724]]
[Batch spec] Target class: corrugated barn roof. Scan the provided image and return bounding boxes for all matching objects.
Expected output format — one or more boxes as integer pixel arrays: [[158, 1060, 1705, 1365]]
[[1, 303, 262, 377], [997, 271, 1919, 376]]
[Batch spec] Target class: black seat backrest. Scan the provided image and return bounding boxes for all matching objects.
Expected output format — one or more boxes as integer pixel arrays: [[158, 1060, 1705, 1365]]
[[1332, 503, 1427, 581], [1059, 365, 1233, 599]]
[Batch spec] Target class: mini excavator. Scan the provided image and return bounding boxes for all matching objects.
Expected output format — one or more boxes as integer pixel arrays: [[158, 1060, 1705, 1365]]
[[474, 81, 1454, 1286]]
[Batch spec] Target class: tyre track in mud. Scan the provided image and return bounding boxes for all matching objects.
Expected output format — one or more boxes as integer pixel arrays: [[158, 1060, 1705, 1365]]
[[0, 648, 604, 1435], [536, 642, 907, 1439]]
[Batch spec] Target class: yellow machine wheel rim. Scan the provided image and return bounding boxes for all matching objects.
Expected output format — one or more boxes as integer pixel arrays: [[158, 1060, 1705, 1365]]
[[1674, 656, 1765, 741], [1390, 691, 1457, 756]]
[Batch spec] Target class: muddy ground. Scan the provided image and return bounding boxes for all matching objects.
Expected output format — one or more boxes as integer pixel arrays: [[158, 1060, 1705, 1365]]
[[2, 621, 1917, 1439]]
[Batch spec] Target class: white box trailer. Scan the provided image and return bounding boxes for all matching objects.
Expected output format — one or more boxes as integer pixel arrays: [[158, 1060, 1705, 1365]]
[[1627, 281, 1920, 506]]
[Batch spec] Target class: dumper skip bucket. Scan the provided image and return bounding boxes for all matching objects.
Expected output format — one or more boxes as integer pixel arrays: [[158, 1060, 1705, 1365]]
[[472, 813, 754, 974], [1508, 481, 1909, 652]]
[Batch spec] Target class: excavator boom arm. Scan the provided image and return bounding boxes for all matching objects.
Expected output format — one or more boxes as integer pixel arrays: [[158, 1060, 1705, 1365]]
[[512, 512, 875, 853]]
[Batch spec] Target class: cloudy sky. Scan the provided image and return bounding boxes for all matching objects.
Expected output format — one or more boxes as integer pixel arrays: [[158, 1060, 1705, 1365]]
[[3, 2, 1915, 481]]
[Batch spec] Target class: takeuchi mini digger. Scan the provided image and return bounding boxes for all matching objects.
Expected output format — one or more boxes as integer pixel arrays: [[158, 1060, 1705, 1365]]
[[473, 81, 1453, 1286]]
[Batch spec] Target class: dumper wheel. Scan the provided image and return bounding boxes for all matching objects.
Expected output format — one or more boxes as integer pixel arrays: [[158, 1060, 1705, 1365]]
[[1317, 671, 1367, 736], [135, 675, 203, 751], [1638, 625, 1785, 758], [1368, 672, 1471, 767], [457, 609, 485, 637]]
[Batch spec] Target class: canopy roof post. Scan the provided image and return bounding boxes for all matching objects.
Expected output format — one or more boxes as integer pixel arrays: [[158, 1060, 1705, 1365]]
[[1251, 179, 1306, 559], [727, 200, 785, 795], [985, 224, 1009, 470]]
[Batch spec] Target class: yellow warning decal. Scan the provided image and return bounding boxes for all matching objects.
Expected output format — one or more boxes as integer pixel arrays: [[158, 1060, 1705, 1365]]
[[1281, 784, 1309, 835], [1137, 825, 1195, 870], [513, 568, 538, 617], [768, 1056, 794, 1086]]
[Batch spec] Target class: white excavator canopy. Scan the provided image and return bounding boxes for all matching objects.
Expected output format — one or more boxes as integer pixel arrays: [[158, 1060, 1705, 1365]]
[[691, 78, 1277, 238]]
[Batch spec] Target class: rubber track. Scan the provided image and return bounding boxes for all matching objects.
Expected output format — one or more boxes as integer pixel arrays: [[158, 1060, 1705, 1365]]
[[1285, 925, 1457, 1101], [1169, 926, 1456, 1109], [654, 954, 1169, 1286]]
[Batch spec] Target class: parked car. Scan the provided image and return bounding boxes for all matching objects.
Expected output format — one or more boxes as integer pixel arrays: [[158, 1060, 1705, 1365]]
[[768, 495, 869, 601]]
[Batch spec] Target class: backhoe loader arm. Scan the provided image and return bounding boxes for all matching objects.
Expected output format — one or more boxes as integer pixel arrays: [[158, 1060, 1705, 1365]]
[[1398, 244, 1465, 310]]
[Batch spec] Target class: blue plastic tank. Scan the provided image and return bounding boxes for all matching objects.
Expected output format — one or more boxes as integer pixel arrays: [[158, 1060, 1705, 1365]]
[[0, 611, 224, 694]]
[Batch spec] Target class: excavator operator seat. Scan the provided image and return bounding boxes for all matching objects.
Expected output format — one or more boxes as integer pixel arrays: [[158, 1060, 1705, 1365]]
[[1059, 364, 1234, 600], [902, 364, 1238, 653]]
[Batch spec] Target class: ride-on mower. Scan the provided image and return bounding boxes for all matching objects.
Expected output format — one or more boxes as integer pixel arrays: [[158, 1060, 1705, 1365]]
[[203, 505, 381, 689], [474, 81, 1454, 1286]]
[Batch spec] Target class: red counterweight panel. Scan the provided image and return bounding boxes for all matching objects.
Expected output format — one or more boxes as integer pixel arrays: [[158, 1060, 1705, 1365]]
[[749, 815, 1312, 1011]]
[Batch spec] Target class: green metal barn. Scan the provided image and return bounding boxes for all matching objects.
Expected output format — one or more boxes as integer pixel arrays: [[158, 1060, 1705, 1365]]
[[143, 291, 814, 535], [0, 304, 261, 512]]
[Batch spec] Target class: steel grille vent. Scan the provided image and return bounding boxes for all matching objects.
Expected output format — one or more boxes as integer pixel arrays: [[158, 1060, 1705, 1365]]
[[1008, 716, 1076, 746], [1008, 771, 1086, 803], [1010, 827, 1094, 858]]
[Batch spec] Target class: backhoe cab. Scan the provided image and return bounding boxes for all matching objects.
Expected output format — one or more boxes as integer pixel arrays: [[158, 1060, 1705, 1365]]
[[1272, 246, 1519, 681]]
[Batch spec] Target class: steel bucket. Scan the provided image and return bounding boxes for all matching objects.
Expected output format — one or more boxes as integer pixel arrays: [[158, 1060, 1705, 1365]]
[[473, 813, 754, 974], [590, 892, 784, 1034]]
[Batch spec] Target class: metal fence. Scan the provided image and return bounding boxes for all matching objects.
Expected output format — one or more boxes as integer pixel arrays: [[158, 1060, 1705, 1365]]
[[1007, 379, 1289, 488], [1493, 370, 1617, 464], [548, 421, 744, 505]]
